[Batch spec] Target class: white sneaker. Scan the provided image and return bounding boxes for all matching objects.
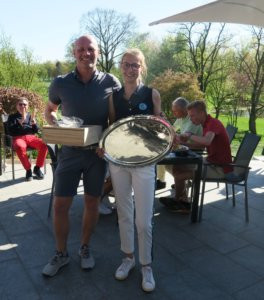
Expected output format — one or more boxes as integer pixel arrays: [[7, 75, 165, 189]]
[[99, 202, 113, 215], [141, 266, 155, 292], [115, 257, 135, 280]]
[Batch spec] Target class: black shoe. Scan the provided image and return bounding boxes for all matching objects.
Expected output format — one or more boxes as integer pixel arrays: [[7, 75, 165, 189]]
[[25, 169, 33, 181], [169, 201, 191, 214], [156, 180, 166, 190], [33, 166, 44, 179], [159, 197, 175, 207]]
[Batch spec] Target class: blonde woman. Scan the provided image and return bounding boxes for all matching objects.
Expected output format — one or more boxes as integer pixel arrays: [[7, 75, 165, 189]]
[[109, 48, 161, 292]]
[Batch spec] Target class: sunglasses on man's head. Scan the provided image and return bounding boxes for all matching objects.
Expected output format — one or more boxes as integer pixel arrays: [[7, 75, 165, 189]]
[[18, 103, 28, 107]]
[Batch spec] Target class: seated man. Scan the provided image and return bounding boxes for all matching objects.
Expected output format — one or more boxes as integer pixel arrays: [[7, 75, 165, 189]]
[[161, 100, 233, 214], [6, 97, 48, 181], [157, 97, 202, 189]]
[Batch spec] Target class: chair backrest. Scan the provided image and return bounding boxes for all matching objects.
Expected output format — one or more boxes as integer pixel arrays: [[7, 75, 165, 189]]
[[1, 116, 13, 148], [226, 124, 238, 144], [47, 144, 59, 164], [233, 132, 261, 177]]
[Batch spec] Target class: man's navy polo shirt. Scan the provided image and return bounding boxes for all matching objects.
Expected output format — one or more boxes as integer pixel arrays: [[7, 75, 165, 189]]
[[49, 69, 121, 128]]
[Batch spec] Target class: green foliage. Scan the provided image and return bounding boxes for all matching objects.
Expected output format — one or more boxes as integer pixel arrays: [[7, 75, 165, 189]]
[[0, 87, 45, 125], [219, 115, 264, 156], [150, 70, 204, 116], [0, 36, 38, 89]]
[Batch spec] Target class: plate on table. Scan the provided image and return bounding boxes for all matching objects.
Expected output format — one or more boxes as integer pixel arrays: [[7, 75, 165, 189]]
[[174, 145, 189, 157], [99, 115, 174, 167]]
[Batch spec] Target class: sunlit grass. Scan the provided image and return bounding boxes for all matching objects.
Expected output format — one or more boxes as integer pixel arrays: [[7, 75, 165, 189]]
[[218, 115, 264, 156]]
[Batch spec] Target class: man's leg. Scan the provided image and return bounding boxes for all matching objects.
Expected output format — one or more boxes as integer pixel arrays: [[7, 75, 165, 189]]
[[42, 196, 73, 277], [171, 167, 195, 213], [53, 196, 73, 252], [26, 135, 48, 179], [173, 167, 193, 201], [26, 135, 48, 168], [77, 194, 100, 270], [81, 194, 100, 246], [12, 136, 31, 170]]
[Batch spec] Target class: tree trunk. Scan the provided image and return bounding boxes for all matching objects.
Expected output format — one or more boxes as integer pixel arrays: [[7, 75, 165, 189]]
[[249, 102, 257, 134], [215, 108, 220, 119]]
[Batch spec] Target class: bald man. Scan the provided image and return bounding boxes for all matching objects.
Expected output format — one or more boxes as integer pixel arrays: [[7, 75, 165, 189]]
[[43, 35, 121, 277]]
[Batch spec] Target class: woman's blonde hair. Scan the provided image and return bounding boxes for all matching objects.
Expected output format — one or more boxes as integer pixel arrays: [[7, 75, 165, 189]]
[[120, 48, 147, 79]]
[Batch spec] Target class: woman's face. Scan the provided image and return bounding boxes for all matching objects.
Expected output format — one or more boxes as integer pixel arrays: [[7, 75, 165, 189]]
[[121, 54, 142, 83]]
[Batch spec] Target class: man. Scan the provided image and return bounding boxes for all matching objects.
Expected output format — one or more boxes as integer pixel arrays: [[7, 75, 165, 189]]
[[42, 35, 121, 277], [162, 100, 233, 214], [157, 97, 202, 190], [6, 97, 47, 181]]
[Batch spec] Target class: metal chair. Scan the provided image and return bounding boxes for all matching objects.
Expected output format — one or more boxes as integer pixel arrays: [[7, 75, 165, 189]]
[[199, 132, 261, 222], [226, 124, 238, 144]]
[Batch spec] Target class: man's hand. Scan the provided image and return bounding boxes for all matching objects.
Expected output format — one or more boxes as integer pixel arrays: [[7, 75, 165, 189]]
[[172, 133, 180, 150], [30, 108, 37, 125], [179, 132, 192, 143]]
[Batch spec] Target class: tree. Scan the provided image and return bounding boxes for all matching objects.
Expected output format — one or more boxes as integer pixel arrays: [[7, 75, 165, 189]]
[[0, 87, 46, 123], [206, 50, 236, 119], [238, 27, 264, 134], [0, 35, 38, 89], [80, 8, 137, 72], [175, 23, 231, 93], [126, 32, 159, 83], [150, 70, 204, 117]]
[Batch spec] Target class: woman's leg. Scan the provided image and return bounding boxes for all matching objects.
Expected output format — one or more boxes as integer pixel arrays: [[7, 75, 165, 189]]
[[109, 163, 134, 255], [132, 165, 156, 266]]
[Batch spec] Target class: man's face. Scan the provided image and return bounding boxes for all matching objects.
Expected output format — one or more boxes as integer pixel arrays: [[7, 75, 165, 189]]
[[16, 99, 28, 114], [73, 36, 99, 69], [188, 108, 204, 125], [172, 105, 186, 119]]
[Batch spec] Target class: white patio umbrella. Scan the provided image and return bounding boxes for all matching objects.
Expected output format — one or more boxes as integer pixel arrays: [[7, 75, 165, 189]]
[[149, 0, 264, 28]]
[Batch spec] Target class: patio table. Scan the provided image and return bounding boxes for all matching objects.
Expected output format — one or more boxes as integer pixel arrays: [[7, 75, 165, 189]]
[[158, 150, 203, 223]]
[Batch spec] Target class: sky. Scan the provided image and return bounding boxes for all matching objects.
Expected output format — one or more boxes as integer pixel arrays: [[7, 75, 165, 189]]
[[0, 0, 249, 62]]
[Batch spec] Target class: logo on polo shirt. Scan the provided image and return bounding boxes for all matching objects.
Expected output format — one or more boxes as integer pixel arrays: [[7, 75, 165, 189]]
[[139, 103, 147, 111]]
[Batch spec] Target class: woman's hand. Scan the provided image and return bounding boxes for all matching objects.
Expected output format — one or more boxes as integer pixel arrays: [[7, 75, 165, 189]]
[[96, 147, 105, 159]]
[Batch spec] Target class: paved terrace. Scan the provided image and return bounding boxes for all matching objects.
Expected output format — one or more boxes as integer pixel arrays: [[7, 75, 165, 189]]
[[0, 157, 264, 300]]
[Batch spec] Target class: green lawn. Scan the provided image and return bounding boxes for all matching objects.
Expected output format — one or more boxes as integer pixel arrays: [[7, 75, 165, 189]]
[[219, 115, 264, 156]]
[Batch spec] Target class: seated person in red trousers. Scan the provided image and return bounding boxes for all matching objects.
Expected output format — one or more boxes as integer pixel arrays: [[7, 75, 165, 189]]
[[6, 97, 48, 181]]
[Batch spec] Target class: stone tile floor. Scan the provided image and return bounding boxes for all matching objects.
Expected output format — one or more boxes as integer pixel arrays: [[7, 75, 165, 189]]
[[0, 157, 263, 300]]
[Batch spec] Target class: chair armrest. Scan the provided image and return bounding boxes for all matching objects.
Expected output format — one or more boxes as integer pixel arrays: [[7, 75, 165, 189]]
[[203, 161, 250, 170]]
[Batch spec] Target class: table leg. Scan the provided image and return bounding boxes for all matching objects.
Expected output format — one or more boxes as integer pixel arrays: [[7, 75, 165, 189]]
[[191, 158, 202, 222]]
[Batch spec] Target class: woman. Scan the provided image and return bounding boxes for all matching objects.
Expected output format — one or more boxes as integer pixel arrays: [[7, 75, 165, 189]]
[[109, 48, 161, 292]]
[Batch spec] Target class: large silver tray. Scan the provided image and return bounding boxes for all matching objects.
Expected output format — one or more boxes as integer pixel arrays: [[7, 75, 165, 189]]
[[99, 115, 174, 167]]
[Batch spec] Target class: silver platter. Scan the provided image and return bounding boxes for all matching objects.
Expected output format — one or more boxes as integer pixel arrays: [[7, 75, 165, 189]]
[[99, 115, 174, 167]]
